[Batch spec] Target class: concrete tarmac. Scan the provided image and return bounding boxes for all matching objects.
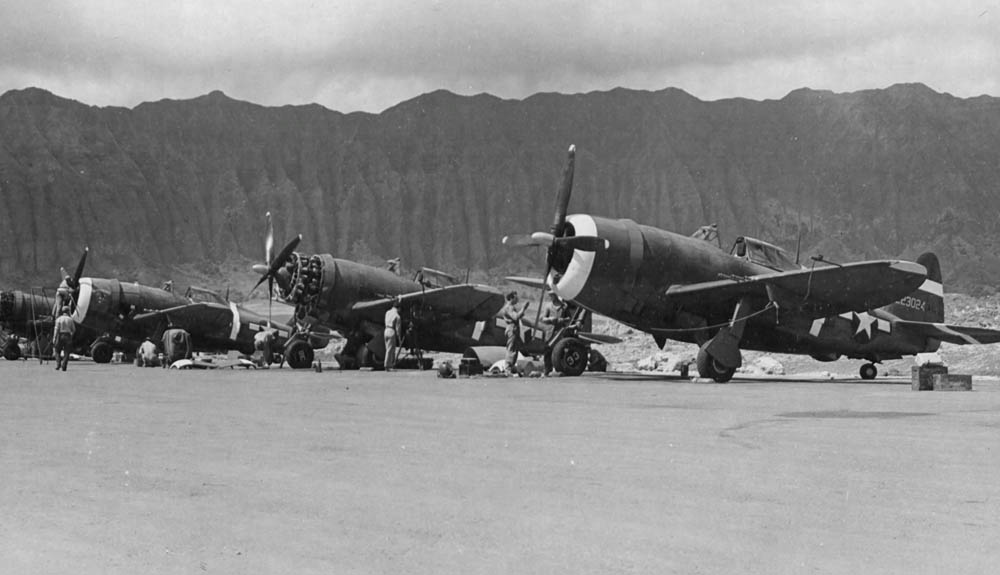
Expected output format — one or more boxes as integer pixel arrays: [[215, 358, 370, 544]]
[[2, 360, 999, 574]]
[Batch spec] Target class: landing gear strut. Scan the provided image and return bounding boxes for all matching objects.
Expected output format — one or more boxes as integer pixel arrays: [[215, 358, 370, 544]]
[[695, 295, 757, 383], [859, 363, 878, 380]]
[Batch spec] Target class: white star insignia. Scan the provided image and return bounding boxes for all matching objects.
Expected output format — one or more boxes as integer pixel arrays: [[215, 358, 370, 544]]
[[853, 312, 877, 341]]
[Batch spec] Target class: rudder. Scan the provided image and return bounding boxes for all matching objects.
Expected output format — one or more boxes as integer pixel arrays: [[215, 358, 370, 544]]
[[882, 252, 944, 322]]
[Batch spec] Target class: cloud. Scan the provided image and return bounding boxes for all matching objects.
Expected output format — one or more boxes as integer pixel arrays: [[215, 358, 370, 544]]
[[1, 0, 997, 112]]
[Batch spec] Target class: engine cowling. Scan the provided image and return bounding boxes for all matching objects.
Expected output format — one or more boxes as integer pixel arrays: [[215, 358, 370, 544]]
[[549, 214, 760, 331]]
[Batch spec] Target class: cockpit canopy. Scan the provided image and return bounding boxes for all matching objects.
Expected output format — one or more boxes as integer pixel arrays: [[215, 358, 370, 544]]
[[185, 286, 229, 305], [730, 236, 802, 271]]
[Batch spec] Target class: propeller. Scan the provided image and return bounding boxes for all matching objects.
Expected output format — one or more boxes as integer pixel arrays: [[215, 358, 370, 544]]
[[550, 144, 576, 237], [501, 145, 602, 329], [249, 211, 303, 349], [55, 246, 88, 316], [59, 246, 88, 290], [251, 233, 302, 296], [264, 212, 275, 323]]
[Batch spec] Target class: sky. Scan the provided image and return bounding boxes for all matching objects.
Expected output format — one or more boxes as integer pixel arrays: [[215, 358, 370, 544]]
[[1, 0, 998, 113]]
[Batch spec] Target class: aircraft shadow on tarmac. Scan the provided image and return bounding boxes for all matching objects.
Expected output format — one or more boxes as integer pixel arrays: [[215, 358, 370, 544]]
[[597, 372, 912, 385]]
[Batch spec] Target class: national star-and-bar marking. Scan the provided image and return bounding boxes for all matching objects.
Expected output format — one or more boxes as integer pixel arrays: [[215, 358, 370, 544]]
[[809, 312, 891, 342]]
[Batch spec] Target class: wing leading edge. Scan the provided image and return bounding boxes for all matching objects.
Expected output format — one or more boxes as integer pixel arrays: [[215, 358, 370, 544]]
[[350, 284, 505, 322]]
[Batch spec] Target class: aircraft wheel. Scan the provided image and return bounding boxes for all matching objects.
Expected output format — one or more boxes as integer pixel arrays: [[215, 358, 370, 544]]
[[284, 340, 314, 369], [859, 363, 878, 380], [356, 345, 375, 369], [3, 342, 21, 361], [696, 347, 735, 383], [587, 348, 607, 372], [552, 338, 589, 376], [90, 341, 114, 364]]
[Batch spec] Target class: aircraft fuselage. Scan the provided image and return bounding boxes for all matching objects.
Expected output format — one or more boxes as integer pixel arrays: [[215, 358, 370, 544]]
[[552, 214, 938, 363]]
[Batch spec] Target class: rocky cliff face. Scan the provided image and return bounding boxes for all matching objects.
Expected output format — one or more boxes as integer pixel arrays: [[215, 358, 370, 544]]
[[2, 84, 999, 294]]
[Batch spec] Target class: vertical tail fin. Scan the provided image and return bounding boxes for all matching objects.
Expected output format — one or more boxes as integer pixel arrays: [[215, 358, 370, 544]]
[[882, 253, 944, 322]]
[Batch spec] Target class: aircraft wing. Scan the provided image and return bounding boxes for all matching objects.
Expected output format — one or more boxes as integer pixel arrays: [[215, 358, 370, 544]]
[[133, 301, 285, 337], [665, 260, 927, 319], [350, 284, 506, 322], [894, 320, 1000, 345], [132, 302, 238, 333]]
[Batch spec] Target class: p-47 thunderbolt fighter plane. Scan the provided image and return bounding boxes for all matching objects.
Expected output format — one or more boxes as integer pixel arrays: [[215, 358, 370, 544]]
[[55, 248, 301, 364], [505, 146, 1000, 382], [0, 288, 94, 360], [252, 214, 508, 369]]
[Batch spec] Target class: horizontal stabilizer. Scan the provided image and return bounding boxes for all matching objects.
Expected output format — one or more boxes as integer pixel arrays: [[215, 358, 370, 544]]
[[895, 320, 1000, 346]]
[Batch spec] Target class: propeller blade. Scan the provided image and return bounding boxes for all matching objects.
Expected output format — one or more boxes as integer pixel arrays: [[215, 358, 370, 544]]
[[271, 235, 301, 276], [552, 235, 609, 252], [251, 234, 301, 292], [502, 232, 557, 248], [550, 144, 576, 237], [502, 234, 537, 248], [505, 276, 547, 290], [71, 247, 88, 287], [268, 275, 273, 324], [532, 271, 550, 332], [250, 275, 268, 294], [265, 211, 274, 265]]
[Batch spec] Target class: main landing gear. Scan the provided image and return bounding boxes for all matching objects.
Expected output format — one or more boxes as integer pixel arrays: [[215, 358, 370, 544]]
[[695, 295, 758, 383], [859, 363, 878, 380], [697, 346, 736, 383]]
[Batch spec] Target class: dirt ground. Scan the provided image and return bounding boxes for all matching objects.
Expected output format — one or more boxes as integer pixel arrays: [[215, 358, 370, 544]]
[[2, 359, 999, 574]]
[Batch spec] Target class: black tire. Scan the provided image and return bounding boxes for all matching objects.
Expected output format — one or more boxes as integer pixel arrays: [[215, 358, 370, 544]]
[[3, 342, 21, 361], [90, 341, 114, 364], [551, 338, 589, 376], [284, 339, 314, 369], [859, 363, 878, 380], [356, 345, 375, 369], [335, 342, 360, 370], [696, 347, 735, 383], [587, 348, 608, 372]]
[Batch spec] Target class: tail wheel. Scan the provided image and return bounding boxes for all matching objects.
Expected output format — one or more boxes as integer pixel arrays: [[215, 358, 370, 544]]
[[552, 338, 589, 376], [284, 339, 314, 369], [3, 341, 21, 361], [696, 347, 736, 383], [859, 363, 878, 380], [90, 341, 114, 364], [587, 348, 608, 372]]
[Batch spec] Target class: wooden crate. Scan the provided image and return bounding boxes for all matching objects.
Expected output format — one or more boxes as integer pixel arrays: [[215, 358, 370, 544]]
[[911, 365, 948, 391], [932, 373, 972, 391]]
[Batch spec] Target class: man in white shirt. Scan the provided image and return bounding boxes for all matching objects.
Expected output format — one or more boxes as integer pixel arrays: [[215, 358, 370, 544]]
[[51, 307, 76, 371], [384, 299, 402, 371]]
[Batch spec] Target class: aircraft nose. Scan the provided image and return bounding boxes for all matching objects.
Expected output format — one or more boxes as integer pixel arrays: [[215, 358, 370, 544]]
[[252, 264, 269, 276]]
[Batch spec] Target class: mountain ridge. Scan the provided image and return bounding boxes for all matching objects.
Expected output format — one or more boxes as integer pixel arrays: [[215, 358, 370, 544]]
[[1, 83, 998, 296]]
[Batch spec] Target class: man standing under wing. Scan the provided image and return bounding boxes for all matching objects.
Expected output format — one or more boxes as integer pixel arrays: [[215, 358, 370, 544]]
[[501, 291, 528, 376], [52, 306, 75, 371], [384, 298, 401, 371]]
